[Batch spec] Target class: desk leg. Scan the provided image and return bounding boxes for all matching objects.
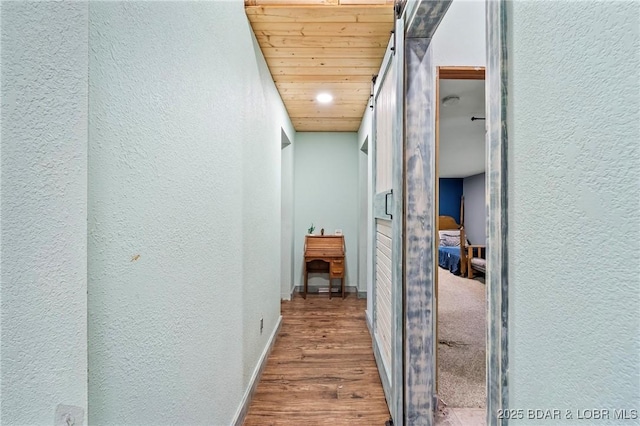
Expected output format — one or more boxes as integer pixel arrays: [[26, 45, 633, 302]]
[[303, 263, 307, 299], [329, 277, 332, 299]]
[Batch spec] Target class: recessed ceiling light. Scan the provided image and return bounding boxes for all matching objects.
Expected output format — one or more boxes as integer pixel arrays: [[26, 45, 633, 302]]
[[316, 93, 333, 104]]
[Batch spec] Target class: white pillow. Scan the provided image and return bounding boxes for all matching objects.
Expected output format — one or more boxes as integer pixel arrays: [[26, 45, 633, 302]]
[[439, 230, 460, 247], [438, 230, 470, 247]]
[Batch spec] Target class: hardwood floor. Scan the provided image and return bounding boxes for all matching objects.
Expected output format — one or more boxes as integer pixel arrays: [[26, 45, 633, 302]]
[[243, 293, 390, 425]]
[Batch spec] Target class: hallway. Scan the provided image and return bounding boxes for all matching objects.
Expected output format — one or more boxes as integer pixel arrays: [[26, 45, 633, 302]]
[[244, 294, 390, 425]]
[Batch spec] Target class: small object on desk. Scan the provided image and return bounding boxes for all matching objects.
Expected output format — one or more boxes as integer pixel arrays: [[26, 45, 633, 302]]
[[303, 234, 345, 299], [307, 223, 315, 235], [320, 228, 325, 235]]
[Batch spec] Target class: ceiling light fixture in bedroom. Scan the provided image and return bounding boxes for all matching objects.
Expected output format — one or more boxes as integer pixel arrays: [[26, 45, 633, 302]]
[[442, 95, 460, 107]]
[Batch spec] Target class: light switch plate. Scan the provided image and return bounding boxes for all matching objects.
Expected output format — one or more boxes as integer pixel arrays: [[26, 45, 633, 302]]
[[55, 404, 84, 426]]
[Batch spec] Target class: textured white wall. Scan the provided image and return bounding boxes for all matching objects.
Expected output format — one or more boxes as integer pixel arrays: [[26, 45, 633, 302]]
[[240, 29, 294, 390], [88, 2, 293, 424], [358, 107, 374, 317], [463, 173, 486, 245], [358, 148, 369, 295], [508, 1, 639, 418], [293, 132, 359, 291], [431, 0, 486, 67], [1, 2, 89, 424], [439, 80, 486, 178], [281, 134, 296, 300]]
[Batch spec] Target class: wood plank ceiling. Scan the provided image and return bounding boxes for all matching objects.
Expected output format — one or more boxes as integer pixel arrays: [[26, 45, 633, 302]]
[[245, 1, 395, 132]]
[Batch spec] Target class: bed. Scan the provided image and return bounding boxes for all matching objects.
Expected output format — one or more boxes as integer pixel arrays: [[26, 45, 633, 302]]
[[438, 215, 466, 275], [438, 214, 487, 278]]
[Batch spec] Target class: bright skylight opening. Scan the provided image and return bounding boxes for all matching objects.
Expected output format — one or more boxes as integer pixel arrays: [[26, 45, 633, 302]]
[[316, 93, 333, 104]]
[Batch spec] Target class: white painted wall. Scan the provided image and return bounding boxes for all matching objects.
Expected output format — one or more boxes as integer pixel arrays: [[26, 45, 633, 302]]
[[88, 2, 293, 425], [431, 0, 486, 67], [281, 132, 296, 299], [508, 1, 639, 417], [1, 2, 89, 424], [358, 145, 369, 296], [439, 79, 485, 178], [358, 107, 375, 319], [293, 132, 359, 291], [463, 173, 485, 245], [240, 37, 293, 392]]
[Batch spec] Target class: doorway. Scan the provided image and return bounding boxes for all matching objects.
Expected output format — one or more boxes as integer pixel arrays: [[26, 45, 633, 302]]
[[401, 2, 509, 424], [435, 66, 487, 423]]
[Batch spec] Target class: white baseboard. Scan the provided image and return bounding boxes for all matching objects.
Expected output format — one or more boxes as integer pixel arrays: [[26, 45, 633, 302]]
[[231, 315, 282, 426], [293, 285, 359, 294], [281, 292, 291, 300], [280, 284, 296, 301], [365, 310, 373, 334]]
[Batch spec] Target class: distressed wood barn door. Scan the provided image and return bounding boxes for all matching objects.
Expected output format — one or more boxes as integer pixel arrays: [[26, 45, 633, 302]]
[[371, 17, 404, 425]]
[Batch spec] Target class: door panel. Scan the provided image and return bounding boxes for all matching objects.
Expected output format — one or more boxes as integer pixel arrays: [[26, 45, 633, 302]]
[[372, 39, 395, 398], [375, 219, 393, 374], [371, 18, 404, 424]]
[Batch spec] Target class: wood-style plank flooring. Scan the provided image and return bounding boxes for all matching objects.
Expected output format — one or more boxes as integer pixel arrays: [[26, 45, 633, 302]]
[[244, 293, 390, 425]]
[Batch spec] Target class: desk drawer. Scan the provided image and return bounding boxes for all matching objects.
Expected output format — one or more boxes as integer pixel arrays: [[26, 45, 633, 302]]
[[330, 259, 344, 278]]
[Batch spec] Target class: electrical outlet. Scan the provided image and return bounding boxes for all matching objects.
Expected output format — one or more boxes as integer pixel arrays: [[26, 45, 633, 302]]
[[55, 404, 84, 426], [260, 317, 264, 334]]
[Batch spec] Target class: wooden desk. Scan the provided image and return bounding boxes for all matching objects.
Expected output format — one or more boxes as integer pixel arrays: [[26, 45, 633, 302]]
[[303, 235, 345, 299]]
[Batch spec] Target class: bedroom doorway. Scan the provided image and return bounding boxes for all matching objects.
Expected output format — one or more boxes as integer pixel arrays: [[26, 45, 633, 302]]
[[434, 66, 487, 423]]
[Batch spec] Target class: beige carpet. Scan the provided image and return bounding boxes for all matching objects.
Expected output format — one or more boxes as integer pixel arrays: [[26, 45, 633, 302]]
[[437, 266, 486, 408]]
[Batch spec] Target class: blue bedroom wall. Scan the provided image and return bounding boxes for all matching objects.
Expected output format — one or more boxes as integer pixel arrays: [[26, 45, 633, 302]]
[[439, 178, 463, 223]]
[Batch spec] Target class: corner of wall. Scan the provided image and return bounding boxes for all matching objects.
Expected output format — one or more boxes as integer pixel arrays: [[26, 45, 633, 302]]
[[1, 2, 89, 423]]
